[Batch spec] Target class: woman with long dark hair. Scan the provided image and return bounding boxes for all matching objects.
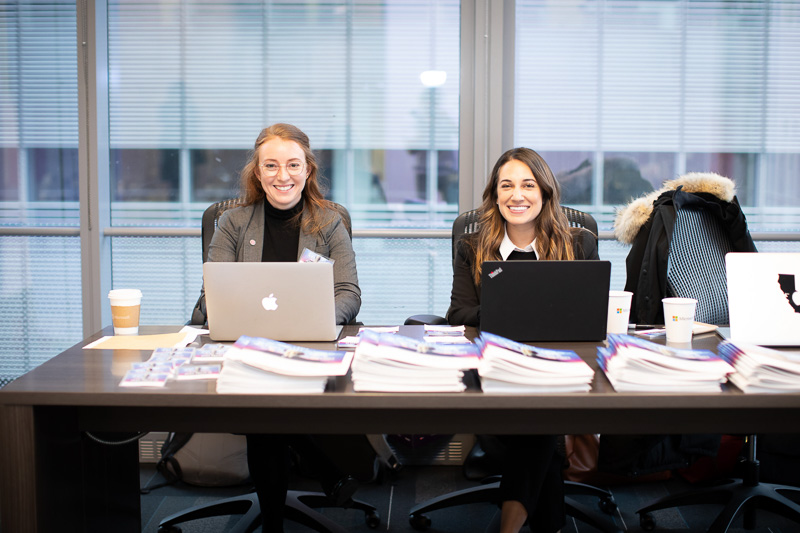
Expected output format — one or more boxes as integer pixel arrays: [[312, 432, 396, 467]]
[[447, 147, 598, 533]]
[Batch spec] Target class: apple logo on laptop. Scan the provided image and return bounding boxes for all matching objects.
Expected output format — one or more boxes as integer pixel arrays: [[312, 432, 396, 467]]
[[261, 293, 278, 311]]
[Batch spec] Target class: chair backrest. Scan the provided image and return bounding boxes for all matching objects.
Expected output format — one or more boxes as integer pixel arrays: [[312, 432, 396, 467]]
[[201, 198, 241, 263], [450, 206, 598, 261], [200, 199, 353, 263], [666, 207, 734, 325]]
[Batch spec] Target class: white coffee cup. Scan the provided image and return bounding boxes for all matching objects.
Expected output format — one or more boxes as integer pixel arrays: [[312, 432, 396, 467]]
[[607, 290, 633, 335], [108, 289, 142, 335], [662, 297, 697, 343]]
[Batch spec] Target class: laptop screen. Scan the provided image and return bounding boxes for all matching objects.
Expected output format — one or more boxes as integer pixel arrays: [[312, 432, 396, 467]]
[[480, 260, 611, 342]]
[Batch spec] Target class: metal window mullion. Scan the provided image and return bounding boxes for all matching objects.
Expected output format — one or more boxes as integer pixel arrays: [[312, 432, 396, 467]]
[[460, 0, 506, 213], [77, 0, 112, 337]]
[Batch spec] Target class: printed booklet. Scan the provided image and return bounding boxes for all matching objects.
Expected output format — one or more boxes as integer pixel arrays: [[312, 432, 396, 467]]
[[351, 331, 480, 392], [598, 334, 734, 392], [216, 358, 329, 394], [718, 341, 800, 393], [225, 336, 353, 377], [476, 332, 594, 393]]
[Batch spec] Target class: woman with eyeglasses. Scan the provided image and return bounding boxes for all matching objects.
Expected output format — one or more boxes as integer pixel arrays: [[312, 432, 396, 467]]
[[205, 123, 361, 532], [447, 147, 599, 533]]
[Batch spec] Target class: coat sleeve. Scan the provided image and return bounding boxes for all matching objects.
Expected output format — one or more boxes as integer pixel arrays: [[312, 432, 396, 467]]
[[446, 237, 481, 327], [322, 215, 362, 325]]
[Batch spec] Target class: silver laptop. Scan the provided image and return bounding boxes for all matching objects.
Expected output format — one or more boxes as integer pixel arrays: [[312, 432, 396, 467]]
[[203, 262, 342, 342], [726, 252, 800, 346]]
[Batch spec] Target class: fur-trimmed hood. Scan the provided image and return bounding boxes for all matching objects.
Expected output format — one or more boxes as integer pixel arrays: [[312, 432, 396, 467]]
[[613, 172, 736, 245]]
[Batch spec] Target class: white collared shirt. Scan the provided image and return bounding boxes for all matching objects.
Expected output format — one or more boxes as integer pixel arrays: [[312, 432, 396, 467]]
[[499, 226, 539, 260]]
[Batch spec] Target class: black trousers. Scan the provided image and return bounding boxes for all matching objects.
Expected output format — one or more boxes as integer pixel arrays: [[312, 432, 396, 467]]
[[245, 434, 345, 533], [497, 434, 565, 533]]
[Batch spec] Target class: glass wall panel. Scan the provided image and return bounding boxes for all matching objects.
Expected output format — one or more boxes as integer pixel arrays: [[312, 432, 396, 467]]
[[543, 151, 595, 207], [110, 237, 203, 325], [107, 0, 460, 229], [110, 236, 454, 327], [0, 0, 79, 225], [105, 0, 461, 324], [515, 0, 800, 234], [0, 235, 82, 386], [603, 151, 669, 205], [0, 2, 81, 385], [353, 237, 453, 324], [685, 152, 758, 206]]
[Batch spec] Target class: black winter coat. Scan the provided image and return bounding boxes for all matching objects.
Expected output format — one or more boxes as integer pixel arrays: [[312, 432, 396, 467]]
[[623, 186, 757, 325]]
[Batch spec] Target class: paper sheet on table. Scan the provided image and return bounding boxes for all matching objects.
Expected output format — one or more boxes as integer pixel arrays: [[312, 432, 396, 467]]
[[83, 331, 193, 350], [635, 322, 718, 337]]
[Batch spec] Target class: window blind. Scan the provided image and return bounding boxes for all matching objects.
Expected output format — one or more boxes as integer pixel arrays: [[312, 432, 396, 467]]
[[515, 0, 799, 154], [108, 0, 459, 151], [0, 0, 78, 147]]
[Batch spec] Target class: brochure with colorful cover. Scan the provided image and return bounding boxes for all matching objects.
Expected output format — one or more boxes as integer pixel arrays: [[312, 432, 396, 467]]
[[175, 364, 222, 381], [605, 334, 734, 375], [192, 343, 230, 363], [477, 332, 592, 376], [718, 341, 800, 393], [119, 368, 170, 387], [226, 336, 353, 377], [355, 330, 480, 370], [599, 334, 734, 392]]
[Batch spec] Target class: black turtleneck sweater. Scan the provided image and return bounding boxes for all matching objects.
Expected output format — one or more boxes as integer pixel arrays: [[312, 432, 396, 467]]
[[261, 198, 304, 262]]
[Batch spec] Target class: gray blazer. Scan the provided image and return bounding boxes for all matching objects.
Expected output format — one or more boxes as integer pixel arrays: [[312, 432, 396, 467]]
[[202, 200, 361, 325]]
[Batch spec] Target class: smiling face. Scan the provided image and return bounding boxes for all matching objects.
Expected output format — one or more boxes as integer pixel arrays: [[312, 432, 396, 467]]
[[257, 137, 308, 210], [496, 158, 543, 234]]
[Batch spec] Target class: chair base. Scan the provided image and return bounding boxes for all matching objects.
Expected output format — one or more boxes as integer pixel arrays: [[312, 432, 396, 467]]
[[407, 480, 622, 533], [637, 478, 800, 533], [158, 489, 380, 533]]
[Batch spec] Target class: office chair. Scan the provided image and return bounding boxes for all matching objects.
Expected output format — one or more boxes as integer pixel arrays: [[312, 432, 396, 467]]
[[163, 199, 380, 533], [404, 206, 621, 533], [405, 205, 599, 326], [631, 200, 800, 532]]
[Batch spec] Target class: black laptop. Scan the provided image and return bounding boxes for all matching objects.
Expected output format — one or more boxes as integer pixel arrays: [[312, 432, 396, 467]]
[[480, 260, 611, 342]]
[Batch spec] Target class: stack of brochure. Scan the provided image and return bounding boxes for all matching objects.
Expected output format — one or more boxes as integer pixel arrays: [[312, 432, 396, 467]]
[[119, 345, 227, 387], [216, 336, 353, 394], [423, 324, 471, 344], [718, 341, 800, 393], [476, 332, 595, 393], [598, 334, 734, 392], [351, 330, 481, 392]]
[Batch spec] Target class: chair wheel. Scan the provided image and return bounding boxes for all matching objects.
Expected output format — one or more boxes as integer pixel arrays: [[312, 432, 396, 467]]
[[639, 512, 655, 531], [409, 513, 431, 530], [599, 496, 618, 514], [365, 510, 381, 528], [158, 527, 181, 533]]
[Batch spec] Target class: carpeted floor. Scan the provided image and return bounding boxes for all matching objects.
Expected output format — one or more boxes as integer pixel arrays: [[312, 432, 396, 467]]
[[140, 463, 800, 533]]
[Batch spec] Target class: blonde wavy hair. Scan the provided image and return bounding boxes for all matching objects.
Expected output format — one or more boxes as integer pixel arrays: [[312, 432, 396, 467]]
[[239, 123, 334, 235], [466, 147, 575, 285]]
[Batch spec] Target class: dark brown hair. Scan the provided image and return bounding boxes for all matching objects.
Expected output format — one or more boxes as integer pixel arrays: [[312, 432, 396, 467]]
[[467, 147, 574, 284]]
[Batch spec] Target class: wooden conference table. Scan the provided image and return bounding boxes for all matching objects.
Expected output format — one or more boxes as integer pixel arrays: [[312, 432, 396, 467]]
[[1, 325, 799, 532]]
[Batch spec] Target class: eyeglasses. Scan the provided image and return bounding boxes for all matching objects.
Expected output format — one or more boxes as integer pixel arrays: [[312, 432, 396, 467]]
[[260, 160, 305, 177]]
